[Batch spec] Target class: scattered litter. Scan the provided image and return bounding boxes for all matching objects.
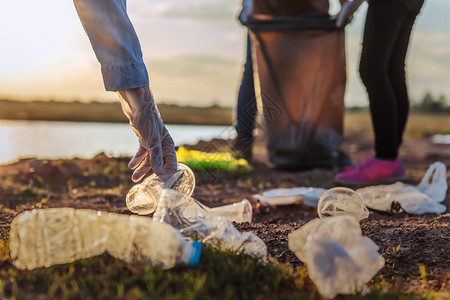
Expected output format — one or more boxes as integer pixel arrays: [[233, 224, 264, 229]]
[[153, 189, 266, 261], [176, 146, 252, 173], [288, 216, 384, 299], [9, 208, 202, 270], [153, 189, 252, 226], [181, 217, 267, 262], [432, 134, 450, 145], [209, 199, 252, 223], [253, 187, 327, 207], [357, 162, 447, 214], [126, 163, 195, 215], [318, 187, 370, 221]]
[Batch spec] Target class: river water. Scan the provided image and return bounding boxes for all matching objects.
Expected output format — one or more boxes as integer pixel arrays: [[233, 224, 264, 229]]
[[0, 120, 235, 165]]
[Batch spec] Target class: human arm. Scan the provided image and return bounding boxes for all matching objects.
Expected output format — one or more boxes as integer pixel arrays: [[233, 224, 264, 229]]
[[336, 0, 365, 28]]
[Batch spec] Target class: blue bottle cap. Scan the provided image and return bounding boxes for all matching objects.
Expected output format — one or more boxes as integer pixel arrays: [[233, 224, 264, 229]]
[[188, 241, 202, 266]]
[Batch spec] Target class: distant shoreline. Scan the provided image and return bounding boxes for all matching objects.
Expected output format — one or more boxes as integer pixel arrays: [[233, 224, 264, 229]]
[[0, 100, 233, 126], [1, 100, 448, 131]]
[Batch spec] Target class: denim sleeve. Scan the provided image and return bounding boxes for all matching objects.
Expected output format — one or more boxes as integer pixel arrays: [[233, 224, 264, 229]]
[[73, 0, 149, 91]]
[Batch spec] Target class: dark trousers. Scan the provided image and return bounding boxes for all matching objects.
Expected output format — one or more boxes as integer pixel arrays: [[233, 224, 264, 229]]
[[359, 0, 424, 160], [235, 34, 257, 152]]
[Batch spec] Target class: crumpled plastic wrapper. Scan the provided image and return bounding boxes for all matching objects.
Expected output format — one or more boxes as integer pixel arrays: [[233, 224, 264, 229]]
[[288, 216, 384, 299], [357, 162, 447, 214]]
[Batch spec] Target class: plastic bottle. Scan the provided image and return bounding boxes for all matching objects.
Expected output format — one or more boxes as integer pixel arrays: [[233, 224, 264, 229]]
[[153, 189, 252, 228], [9, 208, 202, 270], [153, 191, 265, 261], [126, 163, 195, 215], [317, 187, 369, 221], [209, 199, 252, 223], [180, 217, 267, 262]]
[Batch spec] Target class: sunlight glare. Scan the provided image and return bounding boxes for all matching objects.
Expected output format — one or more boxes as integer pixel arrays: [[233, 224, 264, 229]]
[[0, 1, 85, 77]]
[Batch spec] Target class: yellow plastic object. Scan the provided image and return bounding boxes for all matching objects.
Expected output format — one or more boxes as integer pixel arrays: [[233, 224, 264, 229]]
[[176, 146, 252, 173]]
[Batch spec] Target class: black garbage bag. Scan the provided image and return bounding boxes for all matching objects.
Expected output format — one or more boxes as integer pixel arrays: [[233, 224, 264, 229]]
[[241, 0, 349, 169]]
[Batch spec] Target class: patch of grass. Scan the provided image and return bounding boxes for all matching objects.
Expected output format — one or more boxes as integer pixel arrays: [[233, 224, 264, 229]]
[[0, 240, 309, 300], [0, 237, 444, 300]]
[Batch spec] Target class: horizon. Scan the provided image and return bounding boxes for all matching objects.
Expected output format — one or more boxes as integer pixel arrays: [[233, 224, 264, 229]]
[[1, 0, 449, 107]]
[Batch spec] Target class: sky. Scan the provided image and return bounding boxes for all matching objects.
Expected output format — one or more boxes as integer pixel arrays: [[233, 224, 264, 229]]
[[0, 0, 449, 107]]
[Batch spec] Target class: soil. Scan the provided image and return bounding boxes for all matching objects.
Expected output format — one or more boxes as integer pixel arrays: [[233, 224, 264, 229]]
[[0, 129, 449, 293]]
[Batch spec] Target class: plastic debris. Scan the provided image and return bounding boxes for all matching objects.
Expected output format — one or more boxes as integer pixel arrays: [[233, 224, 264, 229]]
[[357, 162, 447, 214], [126, 163, 195, 215], [209, 199, 252, 223], [288, 216, 384, 299], [9, 208, 202, 270], [181, 217, 267, 262], [154, 189, 266, 260], [153, 189, 252, 227], [176, 146, 252, 173], [253, 187, 327, 207], [318, 187, 370, 221]]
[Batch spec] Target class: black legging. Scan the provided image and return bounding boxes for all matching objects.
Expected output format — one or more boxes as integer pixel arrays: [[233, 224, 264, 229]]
[[359, 0, 424, 160]]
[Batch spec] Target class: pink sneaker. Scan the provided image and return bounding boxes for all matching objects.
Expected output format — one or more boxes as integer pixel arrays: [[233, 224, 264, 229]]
[[343, 156, 372, 172], [335, 157, 408, 185]]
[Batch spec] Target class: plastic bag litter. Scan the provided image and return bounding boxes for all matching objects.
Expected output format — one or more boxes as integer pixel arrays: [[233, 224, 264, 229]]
[[288, 216, 384, 299], [153, 189, 266, 261], [318, 187, 370, 221], [253, 187, 327, 207], [357, 162, 447, 214], [176, 146, 252, 173]]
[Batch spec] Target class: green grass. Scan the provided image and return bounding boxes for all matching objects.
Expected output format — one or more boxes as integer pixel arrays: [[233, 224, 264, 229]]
[[0, 237, 445, 300]]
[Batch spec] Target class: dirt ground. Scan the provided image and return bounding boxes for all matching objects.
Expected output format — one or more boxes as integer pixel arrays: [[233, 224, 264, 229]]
[[0, 129, 449, 293]]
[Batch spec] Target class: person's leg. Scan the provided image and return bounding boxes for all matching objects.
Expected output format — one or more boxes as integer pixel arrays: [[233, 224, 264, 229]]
[[335, 1, 415, 184], [359, 1, 410, 160], [388, 0, 425, 151], [234, 34, 257, 160], [73, 0, 148, 90]]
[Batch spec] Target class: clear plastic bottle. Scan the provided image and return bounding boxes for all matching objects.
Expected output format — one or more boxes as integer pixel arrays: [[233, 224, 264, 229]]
[[209, 199, 252, 223], [153, 191, 265, 261], [9, 208, 202, 270], [317, 187, 369, 221], [154, 189, 252, 227], [180, 217, 267, 262], [126, 163, 195, 215]]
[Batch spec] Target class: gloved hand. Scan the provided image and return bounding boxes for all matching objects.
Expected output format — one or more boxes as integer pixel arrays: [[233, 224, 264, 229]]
[[336, 0, 365, 28], [118, 87, 177, 182]]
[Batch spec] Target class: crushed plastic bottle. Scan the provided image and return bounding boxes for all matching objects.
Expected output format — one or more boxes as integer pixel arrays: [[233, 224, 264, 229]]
[[9, 208, 202, 270], [153, 189, 211, 229], [209, 199, 252, 223], [153, 189, 252, 227], [126, 163, 195, 215], [317, 187, 369, 221], [153, 190, 265, 261], [288, 216, 384, 299], [181, 217, 267, 262]]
